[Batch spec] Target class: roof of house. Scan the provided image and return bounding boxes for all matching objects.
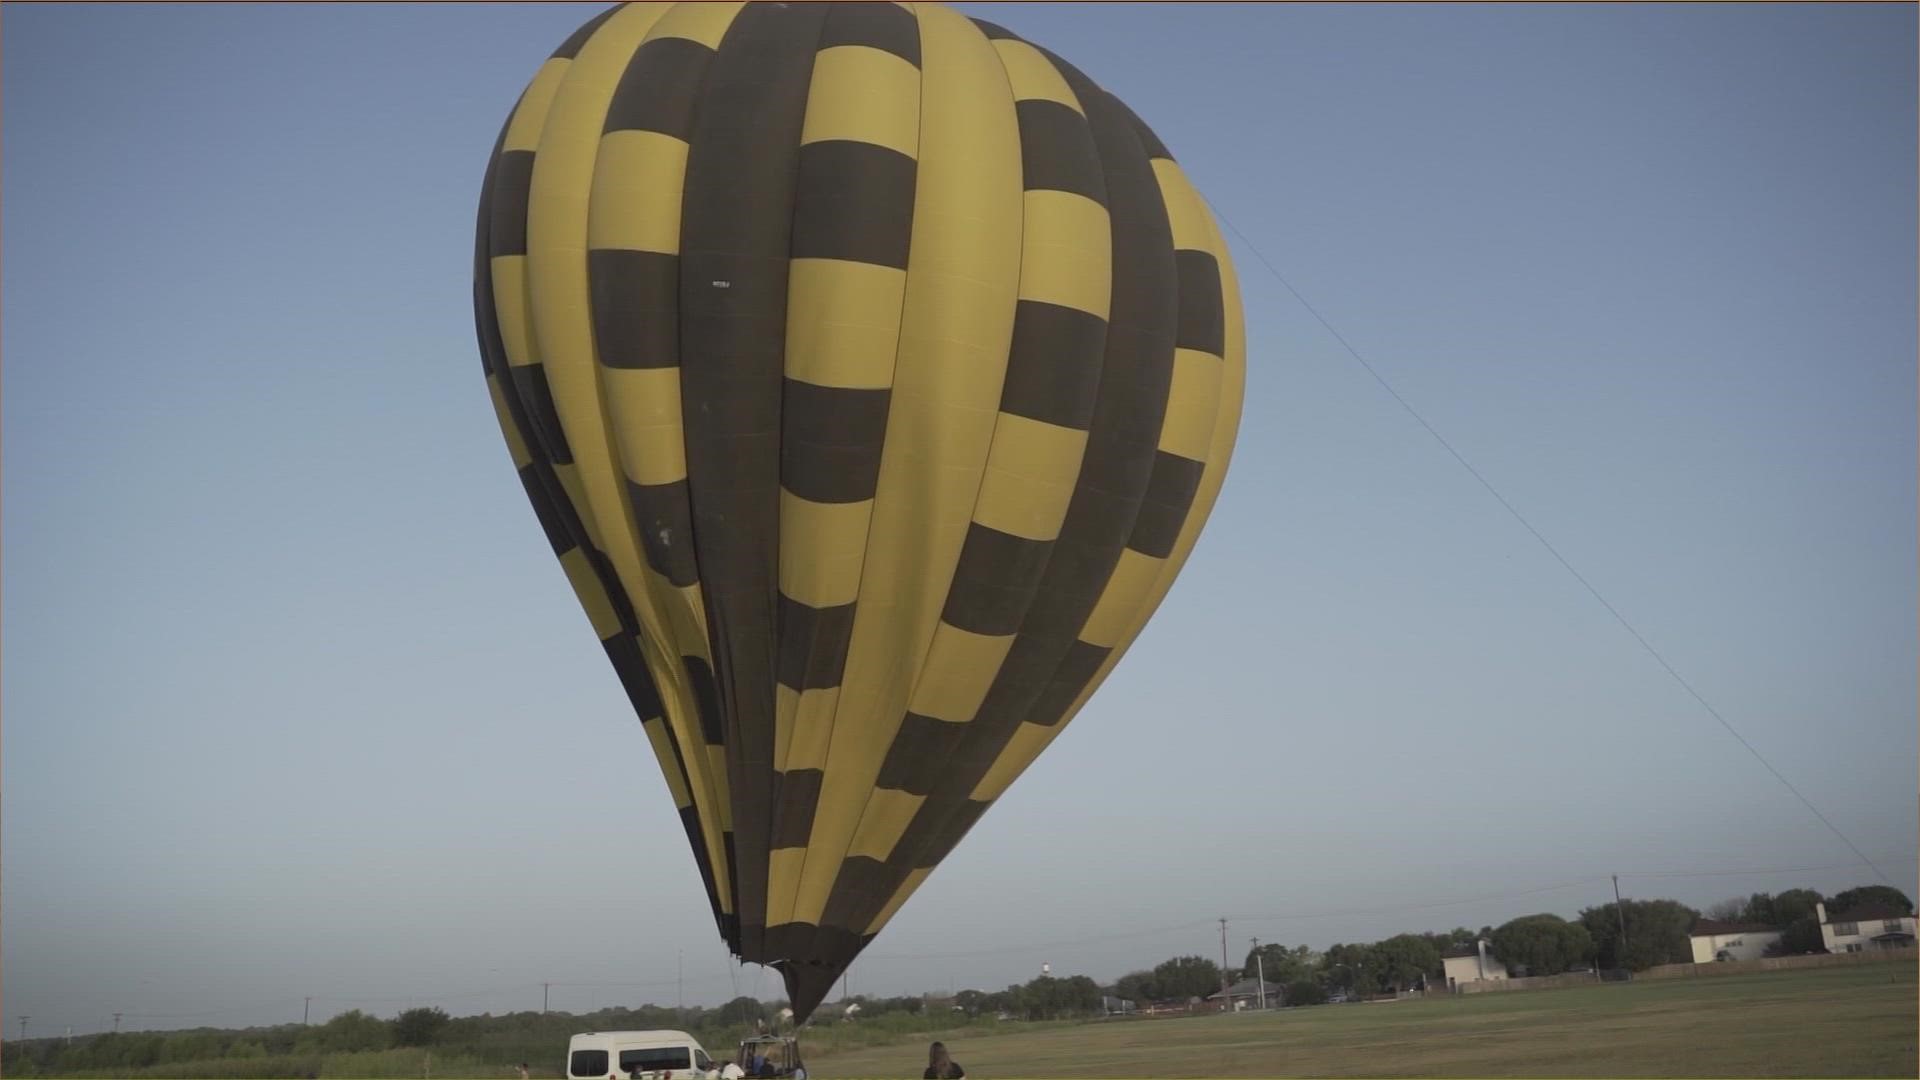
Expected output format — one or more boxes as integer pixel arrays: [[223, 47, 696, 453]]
[[1690, 920, 1781, 936], [1207, 977, 1284, 1000], [1827, 905, 1914, 924]]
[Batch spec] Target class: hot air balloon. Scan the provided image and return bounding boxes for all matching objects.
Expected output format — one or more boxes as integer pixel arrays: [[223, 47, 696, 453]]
[[473, 0, 1245, 1022]]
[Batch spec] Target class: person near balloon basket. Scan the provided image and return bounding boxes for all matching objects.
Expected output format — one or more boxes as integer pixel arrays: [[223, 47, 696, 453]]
[[923, 1041, 966, 1079]]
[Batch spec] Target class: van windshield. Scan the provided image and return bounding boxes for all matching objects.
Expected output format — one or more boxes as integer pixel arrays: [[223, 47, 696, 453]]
[[620, 1048, 692, 1074], [570, 1050, 610, 1077]]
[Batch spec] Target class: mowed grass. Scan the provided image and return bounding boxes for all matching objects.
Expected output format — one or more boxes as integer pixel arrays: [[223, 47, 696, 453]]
[[811, 964, 1918, 1078]]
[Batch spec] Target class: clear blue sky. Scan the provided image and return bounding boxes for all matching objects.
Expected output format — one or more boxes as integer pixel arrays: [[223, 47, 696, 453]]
[[4, 1, 1914, 1035]]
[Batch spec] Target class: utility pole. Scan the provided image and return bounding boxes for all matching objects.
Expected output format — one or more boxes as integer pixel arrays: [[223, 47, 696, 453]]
[[113, 1013, 122, 1034], [1612, 875, 1630, 965], [303, 998, 312, 1026], [542, 982, 551, 1015], [18, 1016, 27, 1041], [1218, 918, 1232, 1010], [677, 950, 684, 1019], [66, 1025, 73, 1046], [1251, 938, 1267, 1010]]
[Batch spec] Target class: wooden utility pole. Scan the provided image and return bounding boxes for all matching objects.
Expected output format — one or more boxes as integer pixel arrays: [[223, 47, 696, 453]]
[[1251, 938, 1267, 1010], [1218, 919, 1232, 1009], [1612, 875, 1630, 963]]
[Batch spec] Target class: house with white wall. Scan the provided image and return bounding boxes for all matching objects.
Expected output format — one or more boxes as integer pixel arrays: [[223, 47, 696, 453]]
[[1441, 940, 1509, 990], [1688, 920, 1784, 963], [1817, 902, 1917, 953]]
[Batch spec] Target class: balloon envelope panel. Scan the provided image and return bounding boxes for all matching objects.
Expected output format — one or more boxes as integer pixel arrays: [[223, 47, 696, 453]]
[[474, 0, 1245, 1021]]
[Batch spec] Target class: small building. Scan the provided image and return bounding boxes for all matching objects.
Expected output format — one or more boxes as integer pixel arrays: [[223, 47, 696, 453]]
[[1441, 940, 1509, 990], [1817, 902, 1918, 953], [1099, 995, 1135, 1016], [1688, 920, 1784, 963], [1206, 977, 1284, 1010]]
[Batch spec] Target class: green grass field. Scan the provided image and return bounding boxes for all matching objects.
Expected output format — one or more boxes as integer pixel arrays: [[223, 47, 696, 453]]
[[811, 965, 1918, 1079]]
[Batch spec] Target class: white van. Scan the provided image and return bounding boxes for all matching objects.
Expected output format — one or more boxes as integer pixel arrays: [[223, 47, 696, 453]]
[[567, 1031, 719, 1080]]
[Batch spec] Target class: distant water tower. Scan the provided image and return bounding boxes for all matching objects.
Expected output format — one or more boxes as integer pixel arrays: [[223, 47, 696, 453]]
[[1041, 962, 1051, 977]]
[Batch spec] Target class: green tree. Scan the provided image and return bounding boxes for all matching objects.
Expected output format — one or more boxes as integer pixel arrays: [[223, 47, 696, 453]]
[[1112, 971, 1156, 1005], [1242, 943, 1318, 986], [1772, 915, 1826, 956], [314, 1009, 392, 1053], [1828, 885, 1915, 916], [1371, 934, 1442, 991], [1150, 955, 1223, 1001], [1061, 974, 1104, 1015], [1740, 888, 1826, 955], [1741, 888, 1822, 927], [716, 996, 765, 1026], [1579, 899, 1698, 970], [1490, 914, 1594, 976], [1012, 973, 1102, 1019], [1770, 888, 1825, 924], [393, 1007, 450, 1048], [1320, 943, 1378, 995], [1416, 928, 1481, 959], [1284, 980, 1328, 1006]]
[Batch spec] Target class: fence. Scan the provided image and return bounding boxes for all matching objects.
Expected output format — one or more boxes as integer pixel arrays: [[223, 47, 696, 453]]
[[1454, 971, 1608, 995], [1639, 947, 1914, 980], [1453, 947, 1913, 994]]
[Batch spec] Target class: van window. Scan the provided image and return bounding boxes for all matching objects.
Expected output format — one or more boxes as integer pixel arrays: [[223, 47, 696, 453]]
[[620, 1048, 692, 1074], [571, 1050, 610, 1077], [695, 1050, 712, 1071]]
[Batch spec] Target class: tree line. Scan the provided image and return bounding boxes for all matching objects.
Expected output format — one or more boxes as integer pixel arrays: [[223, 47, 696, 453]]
[[5, 884, 1907, 1077], [1108, 883, 1912, 1007]]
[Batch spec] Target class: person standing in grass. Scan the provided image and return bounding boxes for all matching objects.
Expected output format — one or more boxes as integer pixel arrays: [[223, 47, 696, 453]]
[[923, 1041, 965, 1079]]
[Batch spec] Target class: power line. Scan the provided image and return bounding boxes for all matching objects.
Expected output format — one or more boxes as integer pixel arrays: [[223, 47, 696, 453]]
[[861, 919, 1218, 962], [1203, 198, 1893, 889], [1620, 855, 1919, 880], [1230, 877, 1609, 925], [860, 853, 1911, 964]]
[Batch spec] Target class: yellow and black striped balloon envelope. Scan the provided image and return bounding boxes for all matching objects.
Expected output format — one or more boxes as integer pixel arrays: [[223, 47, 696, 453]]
[[474, 0, 1244, 1021]]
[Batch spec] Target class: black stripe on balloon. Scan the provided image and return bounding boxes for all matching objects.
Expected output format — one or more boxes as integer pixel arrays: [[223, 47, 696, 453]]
[[488, 151, 533, 258], [1174, 250, 1226, 356], [818, 1, 921, 68], [781, 380, 891, 504], [790, 141, 917, 270], [676, 0, 830, 963], [874, 713, 969, 796], [1015, 99, 1105, 203], [603, 35, 716, 139], [998, 301, 1108, 430], [1028, 639, 1112, 727], [941, 524, 1055, 639], [550, 3, 620, 59], [969, 18, 1018, 41], [591, 250, 681, 370], [775, 593, 857, 692], [1129, 450, 1205, 560], [506, 365, 575, 467], [770, 769, 824, 848], [625, 479, 701, 587]]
